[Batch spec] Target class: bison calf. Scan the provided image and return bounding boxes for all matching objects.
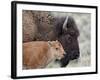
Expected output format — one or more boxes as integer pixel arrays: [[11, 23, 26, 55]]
[[23, 40, 65, 69]]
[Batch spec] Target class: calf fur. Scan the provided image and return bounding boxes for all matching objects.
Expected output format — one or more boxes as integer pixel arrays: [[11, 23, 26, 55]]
[[23, 40, 65, 69]]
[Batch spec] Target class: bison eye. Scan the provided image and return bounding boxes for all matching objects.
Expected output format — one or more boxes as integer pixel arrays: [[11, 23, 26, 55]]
[[70, 31, 75, 36], [70, 32, 74, 35], [69, 36, 72, 41], [65, 34, 72, 43], [67, 35, 72, 43]]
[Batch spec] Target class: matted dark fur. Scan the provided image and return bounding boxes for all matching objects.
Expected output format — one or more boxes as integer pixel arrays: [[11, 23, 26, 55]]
[[23, 10, 80, 67]]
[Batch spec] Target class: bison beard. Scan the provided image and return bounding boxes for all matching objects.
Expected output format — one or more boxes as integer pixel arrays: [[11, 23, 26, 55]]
[[23, 11, 80, 67]]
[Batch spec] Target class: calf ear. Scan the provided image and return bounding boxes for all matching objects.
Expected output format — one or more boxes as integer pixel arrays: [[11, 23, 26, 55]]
[[56, 40, 59, 42], [56, 40, 62, 46], [48, 41, 52, 46]]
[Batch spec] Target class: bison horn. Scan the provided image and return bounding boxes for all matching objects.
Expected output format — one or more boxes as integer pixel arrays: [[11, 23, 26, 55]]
[[63, 16, 69, 31]]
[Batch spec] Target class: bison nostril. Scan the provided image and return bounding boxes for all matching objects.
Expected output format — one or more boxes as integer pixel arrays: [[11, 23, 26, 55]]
[[70, 50, 80, 60], [75, 52, 80, 58], [75, 53, 79, 58]]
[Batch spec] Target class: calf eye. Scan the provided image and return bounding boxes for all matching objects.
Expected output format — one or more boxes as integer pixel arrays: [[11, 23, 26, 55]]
[[56, 48, 58, 50]]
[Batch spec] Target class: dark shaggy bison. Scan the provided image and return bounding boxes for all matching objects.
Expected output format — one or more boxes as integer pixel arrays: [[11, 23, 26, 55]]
[[23, 10, 80, 67]]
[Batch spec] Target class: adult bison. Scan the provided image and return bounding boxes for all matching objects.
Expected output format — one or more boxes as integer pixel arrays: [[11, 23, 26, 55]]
[[23, 10, 80, 67]]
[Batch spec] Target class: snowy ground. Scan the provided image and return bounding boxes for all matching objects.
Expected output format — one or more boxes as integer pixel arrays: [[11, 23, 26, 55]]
[[46, 12, 91, 68]]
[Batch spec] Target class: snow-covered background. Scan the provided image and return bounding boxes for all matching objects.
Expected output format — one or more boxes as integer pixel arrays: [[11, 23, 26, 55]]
[[46, 12, 91, 68]]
